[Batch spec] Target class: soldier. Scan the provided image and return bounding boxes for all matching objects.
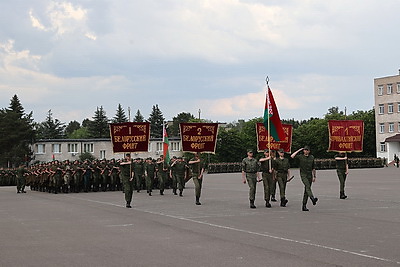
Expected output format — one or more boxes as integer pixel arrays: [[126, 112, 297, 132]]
[[189, 153, 205, 205], [133, 158, 144, 192], [119, 153, 134, 208], [82, 160, 93, 193], [291, 146, 318, 211], [100, 159, 110, 192], [170, 156, 188, 197], [275, 148, 290, 207], [16, 164, 27, 193], [144, 157, 156, 196], [169, 156, 178, 195], [63, 160, 73, 193], [109, 159, 119, 191], [241, 149, 261, 208], [156, 155, 168, 195], [92, 160, 101, 192], [335, 152, 348, 199], [259, 149, 275, 208], [269, 150, 278, 202], [72, 160, 83, 193]]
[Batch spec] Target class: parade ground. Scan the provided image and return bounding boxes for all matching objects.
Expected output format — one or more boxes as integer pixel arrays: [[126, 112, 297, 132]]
[[1, 167, 400, 267]]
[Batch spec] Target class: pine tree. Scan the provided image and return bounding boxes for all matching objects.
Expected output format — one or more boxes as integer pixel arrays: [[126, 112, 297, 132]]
[[170, 112, 195, 136], [148, 104, 165, 138], [112, 104, 128, 123], [0, 95, 35, 167], [65, 120, 81, 137], [133, 109, 144, 122], [88, 106, 110, 138], [35, 110, 66, 139]]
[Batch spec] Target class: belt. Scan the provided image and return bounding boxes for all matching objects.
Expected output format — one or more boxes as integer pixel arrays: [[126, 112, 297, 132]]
[[246, 171, 257, 173]]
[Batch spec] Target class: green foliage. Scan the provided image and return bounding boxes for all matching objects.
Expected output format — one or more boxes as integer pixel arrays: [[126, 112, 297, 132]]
[[148, 104, 164, 138], [88, 106, 110, 138], [79, 152, 96, 162], [170, 112, 195, 137], [0, 95, 35, 167], [68, 127, 91, 139], [65, 120, 81, 137], [112, 104, 128, 123], [133, 109, 144, 122], [35, 110, 66, 139]]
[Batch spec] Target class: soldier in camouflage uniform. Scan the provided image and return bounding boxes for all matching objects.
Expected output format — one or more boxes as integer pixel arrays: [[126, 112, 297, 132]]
[[133, 158, 144, 192], [109, 159, 119, 191], [156, 155, 168, 195], [274, 149, 290, 207], [259, 149, 275, 208], [119, 153, 134, 208], [335, 152, 348, 199], [189, 153, 205, 205], [16, 164, 28, 193], [144, 157, 156, 196], [170, 156, 188, 197], [169, 156, 178, 195], [241, 149, 261, 208], [291, 146, 318, 211]]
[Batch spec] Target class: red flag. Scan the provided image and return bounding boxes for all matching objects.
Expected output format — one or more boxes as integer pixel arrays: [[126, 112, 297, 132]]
[[263, 87, 286, 141], [163, 124, 170, 163]]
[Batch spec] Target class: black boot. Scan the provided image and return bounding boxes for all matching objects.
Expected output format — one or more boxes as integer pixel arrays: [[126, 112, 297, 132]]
[[340, 192, 347, 199], [250, 200, 256, 209], [302, 204, 309, 211], [310, 196, 318, 205], [280, 197, 288, 207], [179, 190, 183, 197], [160, 190, 164, 195], [265, 201, 271, 208], [126, 202, 132, 208], [196, 197, 201, 205], [271, 195, 277, 202]]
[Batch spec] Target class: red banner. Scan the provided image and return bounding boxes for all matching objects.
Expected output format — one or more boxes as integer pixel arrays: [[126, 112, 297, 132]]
[[256, 123, 293, 153], [328, 120, 364, 152], [109, 122, 150, 153], [180, 123, 219, 153]]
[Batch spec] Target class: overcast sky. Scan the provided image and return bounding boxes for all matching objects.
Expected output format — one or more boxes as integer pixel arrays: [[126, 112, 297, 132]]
[[1, 0, 399, 124]]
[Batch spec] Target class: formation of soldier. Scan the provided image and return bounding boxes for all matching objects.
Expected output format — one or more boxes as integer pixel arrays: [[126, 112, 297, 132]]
[[242, 147, 319, 211], [6, 153, 205, 207]]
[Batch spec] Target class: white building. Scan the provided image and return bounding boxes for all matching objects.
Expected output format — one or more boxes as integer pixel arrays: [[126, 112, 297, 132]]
[[32, 138, 183, 163], [374, 70, 400, 161]]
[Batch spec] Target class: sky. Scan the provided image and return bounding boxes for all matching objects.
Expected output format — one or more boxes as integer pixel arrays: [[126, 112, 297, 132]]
[[1, 0, 400, 124]]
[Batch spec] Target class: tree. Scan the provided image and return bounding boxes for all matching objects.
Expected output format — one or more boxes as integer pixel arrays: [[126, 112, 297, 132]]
[[170, 112, 195, 137], [133, 109, 144, 122], [0, 95, 35, 167], [148, 104, 165, 138], [112, 104, 128, 123], [35, 110, 66, 139], [65, 120, 81, 137], [214, 128, 245, 162], [88, 106, 110, 138], [348, 109, 376, 157]]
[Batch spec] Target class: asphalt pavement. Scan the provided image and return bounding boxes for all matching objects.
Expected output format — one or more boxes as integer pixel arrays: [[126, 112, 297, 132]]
[[1, 167, 400, 267]]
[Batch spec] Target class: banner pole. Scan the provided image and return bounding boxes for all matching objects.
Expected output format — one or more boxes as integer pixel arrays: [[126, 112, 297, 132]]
[[266, 77, 272, 171]]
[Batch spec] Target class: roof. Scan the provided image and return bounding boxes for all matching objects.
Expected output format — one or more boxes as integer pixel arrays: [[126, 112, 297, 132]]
[[385, 134, 400, 142]]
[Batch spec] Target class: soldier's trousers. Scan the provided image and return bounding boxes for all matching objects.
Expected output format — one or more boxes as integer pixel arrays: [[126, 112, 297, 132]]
[[336, 170, 347, 194], [135, 174, 143, 190], [145, 174, 154, 192], [261, 172, 273, 202], [17, 178, 25, 192], [270, 179, 277, 197], [300, 173, 314, 205], [171, 173, 178, 192], [123, 177, 134, 204], [192, 175, 202, 199], [176, 174, 185, 192], [245, 173, 257, 201], [276, 172, 288, 199], [158, 172, 166, 191]]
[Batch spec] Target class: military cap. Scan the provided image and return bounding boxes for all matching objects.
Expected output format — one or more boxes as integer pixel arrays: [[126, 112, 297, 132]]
[[303, 146, 310, 150], [278, 148, 285, 153], [247, 149, 253, 153]]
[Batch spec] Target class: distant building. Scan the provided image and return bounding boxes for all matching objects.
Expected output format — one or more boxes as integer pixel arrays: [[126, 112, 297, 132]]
[[32, 138, 183, 163], [374, 70, 400, 161]]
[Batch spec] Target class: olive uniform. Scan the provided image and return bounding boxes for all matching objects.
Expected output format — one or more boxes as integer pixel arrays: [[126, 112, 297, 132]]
[[242, 154, 260, 208]]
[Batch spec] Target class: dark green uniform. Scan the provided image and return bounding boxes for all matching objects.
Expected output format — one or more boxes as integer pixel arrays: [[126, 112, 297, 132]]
[[156, 158, 168, 195], [172, 160, 187, 196], [144, 160, 156, 195], [189, 157, 204, 205], [295, 154, 316, 206], [119, 159, 134, 207], [260, 158, 275, 206], [16, 166, 27, 193], [274, 157, 290, 206], [134, 159, 144, 192], [335, 154, 348, 199], [242, 157, 260, 205]]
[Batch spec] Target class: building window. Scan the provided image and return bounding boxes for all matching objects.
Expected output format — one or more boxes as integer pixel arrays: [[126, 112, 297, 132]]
[[389, 123, 394, 133], [387, 84, 393, 94], [388, 103, 394, 114], [67, 143, 78, 153], [170, 141, 180, 151], [398, 122, 400, 132], [83, 143, 94, 153], [378, 104, 384, 114], [378, 86, 383, 96], [100, 150, 106, 159], [52, 144, 61, 153], [398, 103, 400, 113], [379, 123, 385, 133], [156, 142, 163, 152], [380, 142, 386, 152], [36, 144, 45, 154], [397, 83, 400, 93]]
